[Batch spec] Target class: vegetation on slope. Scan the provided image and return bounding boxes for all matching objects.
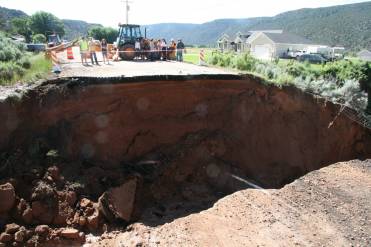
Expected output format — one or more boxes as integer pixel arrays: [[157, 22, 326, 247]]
[[146, 2, 371, 50], [208, 51, 371, 112], [0, 32, 51, 85]]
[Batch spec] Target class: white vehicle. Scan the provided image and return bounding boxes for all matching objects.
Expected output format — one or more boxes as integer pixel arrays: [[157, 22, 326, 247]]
[[288, 50, 307, 58]]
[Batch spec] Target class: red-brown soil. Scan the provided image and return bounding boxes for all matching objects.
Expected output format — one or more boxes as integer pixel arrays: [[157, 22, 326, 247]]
[[95, 160, 371, 247], [0, 74, 370, 246]]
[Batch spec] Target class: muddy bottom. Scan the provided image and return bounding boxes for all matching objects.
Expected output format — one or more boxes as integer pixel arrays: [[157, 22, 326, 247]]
[[0, 74, 370, 246]]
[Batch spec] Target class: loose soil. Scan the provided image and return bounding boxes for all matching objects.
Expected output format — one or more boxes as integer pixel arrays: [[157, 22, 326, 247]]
[[0, 74, 370, 246], [95, 160, 371, 247]]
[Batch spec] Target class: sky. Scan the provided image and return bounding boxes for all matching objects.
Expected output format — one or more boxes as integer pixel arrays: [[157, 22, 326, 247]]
[[0, 0, 369, 27]]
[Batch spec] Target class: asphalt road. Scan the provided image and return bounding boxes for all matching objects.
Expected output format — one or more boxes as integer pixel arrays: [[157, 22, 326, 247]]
[[57, 47, 235, 78]]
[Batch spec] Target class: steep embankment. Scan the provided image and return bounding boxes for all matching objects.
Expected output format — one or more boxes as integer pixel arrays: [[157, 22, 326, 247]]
[[0, 74, 370, 246]]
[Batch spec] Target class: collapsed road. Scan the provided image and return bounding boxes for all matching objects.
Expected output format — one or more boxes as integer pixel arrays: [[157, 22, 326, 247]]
[[0, 70, 370, 246]]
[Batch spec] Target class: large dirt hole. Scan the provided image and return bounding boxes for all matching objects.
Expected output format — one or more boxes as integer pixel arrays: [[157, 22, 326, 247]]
[[0, 75, 370, 245]]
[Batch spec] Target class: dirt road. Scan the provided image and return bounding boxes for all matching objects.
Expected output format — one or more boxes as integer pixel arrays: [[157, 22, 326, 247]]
[[57, 47, 234, 78], [93, 160, 371, 247]]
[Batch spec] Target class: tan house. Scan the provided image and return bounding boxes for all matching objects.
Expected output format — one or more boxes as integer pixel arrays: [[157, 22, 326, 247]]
[[246, 31, 324, 60]]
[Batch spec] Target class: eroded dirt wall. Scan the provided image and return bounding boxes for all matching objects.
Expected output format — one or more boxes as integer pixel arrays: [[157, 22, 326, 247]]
[[1, 75, 371, 188]]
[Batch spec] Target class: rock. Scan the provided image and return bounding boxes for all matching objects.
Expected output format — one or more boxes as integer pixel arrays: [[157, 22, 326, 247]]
[[0, 183, 16, 213], [25, 239, 36, 247], [53, 201, 74, 226], [80, 198, 93, 208], [22, 207, 33, 224], [14, 230, 26, 242], [87, 211, 99, 231], [98, 178, 138, 222], [47, 166, 60, 181], [65, 191, 77, 206], [35, 225, 50, 237], [78, 217, 87, 226], [31, 201, 56, 224], [5, 223, 20, 234], [78, 232, 86, 242], [60, 228, 80, 239], [12, 242, 22, 247], [16, 199, 28, 214], [0, 232, 13, 242]]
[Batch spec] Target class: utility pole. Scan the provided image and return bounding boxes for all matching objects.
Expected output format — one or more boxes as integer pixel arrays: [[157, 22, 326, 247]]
[[122, 0, 133, 25]]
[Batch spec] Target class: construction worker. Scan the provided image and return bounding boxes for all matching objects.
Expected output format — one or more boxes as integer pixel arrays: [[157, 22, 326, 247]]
[[176, 39, 185, 62], [89, 37, 99, 65], [79, 37, 89, 65]]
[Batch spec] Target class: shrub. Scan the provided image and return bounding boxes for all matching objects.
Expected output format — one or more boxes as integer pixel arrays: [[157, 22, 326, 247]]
[[206, 51, 370, 113], [17, 56, 32, 69], [32, 34, 47, 44], [0, 62, 25, 82], [0, 32, 39, 84], [233, 53, 257, 71]]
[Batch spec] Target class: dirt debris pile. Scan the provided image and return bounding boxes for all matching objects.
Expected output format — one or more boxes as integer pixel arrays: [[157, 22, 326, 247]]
[[0, 74, 371, 246]]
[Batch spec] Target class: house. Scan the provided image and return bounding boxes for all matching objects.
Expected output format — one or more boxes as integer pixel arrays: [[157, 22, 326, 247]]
[[234, 31, 250, 52], [246, 31, 325, 60], [217, 31, 253, 52], [358, 50, 371, 62], [217, 34, 231, 51]]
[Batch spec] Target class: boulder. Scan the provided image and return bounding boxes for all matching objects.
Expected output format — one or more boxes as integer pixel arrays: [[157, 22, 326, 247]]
[[98, 178, 138, 222], [5, 223, 20, 234], [0, 233, 13, 243], [31, 201, 56, 224], [60, 228, 80, 239], [0, 183, 16, 213], [14, 230, 26, 242], [34, 225, 50, 237]]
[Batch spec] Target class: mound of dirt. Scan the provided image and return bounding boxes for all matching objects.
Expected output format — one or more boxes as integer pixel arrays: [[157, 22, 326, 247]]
[[95, 160, 371, 247]]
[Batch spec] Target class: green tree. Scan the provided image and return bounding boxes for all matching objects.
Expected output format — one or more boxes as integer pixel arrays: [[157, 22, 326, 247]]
[[88, 26, 117, 43], [32, 34, 47, 43], [0, 15, 6, 30], [11, 17, 32, 43], [29, 11, 65, 37]]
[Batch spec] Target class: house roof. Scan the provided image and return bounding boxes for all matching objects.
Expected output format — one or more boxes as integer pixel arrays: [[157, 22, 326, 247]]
[[263, 32, 316, 45]]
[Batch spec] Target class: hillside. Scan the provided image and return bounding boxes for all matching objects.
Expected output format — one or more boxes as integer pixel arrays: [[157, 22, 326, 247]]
[[145, 1, 371, 50], [0, 6, 27, 31], [62, 19, 102, 40], [0, 6, 100, 40], [1, 2, 370, 50]]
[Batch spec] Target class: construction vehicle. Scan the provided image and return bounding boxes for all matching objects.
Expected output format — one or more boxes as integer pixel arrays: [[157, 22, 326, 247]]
[[47, 33, 62, 48], [116, 24, 146, 60]]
